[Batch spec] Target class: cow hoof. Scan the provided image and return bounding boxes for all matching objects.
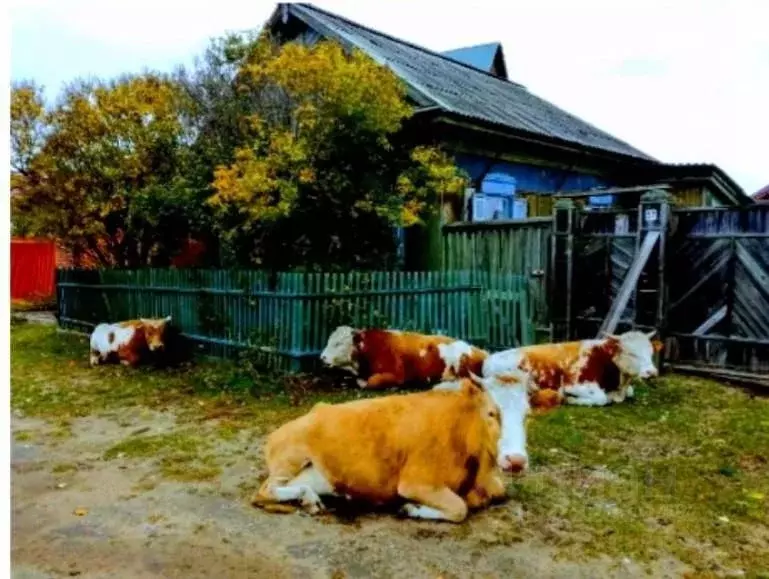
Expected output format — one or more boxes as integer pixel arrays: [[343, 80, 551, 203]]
[[398, 503, 419, 519]]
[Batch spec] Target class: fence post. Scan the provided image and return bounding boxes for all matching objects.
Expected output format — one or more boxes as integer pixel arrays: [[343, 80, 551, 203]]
[[637, 189, 673, 365], [551, 198, 577, 341]]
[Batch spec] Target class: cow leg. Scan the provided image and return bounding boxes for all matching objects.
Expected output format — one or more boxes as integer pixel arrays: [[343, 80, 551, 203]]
[[364, 372, 402, 389], [252, 466, 335, 515], [89, 350, 101, 367], [397, 483, 468, 523], [465, 471, 507, 510], [562, 383, 610, 406]]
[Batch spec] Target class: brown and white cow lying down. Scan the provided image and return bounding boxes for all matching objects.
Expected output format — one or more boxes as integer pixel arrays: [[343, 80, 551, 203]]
[[251, 377, 510, 523], [89, 316, 173, 367], [482, 330, 664, 409], [319, 326, 489, 390]]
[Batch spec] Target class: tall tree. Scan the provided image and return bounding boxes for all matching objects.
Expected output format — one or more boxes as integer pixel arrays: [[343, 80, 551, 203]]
[[10, 74, 200, 266], [208, 35, 467, 270]]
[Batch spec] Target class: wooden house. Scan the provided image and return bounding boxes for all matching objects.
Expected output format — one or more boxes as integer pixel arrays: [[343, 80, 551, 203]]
[[265, 3, 751, 268]]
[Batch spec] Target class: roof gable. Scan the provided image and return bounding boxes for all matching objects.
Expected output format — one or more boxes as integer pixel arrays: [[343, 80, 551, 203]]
[[441, 42, 508, 79], [268, 3, 655, 162]]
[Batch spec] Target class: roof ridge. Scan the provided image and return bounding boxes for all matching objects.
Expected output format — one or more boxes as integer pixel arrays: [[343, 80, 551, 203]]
[[293, 3, 526, 90]]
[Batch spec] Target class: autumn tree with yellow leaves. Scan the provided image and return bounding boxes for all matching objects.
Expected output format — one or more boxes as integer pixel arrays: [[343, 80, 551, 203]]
[[11, 75, 203, 266], [11, 34, 467, 269], [207, 36, 467, 270]]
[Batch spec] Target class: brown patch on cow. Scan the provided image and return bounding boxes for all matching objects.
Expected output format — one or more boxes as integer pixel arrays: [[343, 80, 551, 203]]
[[516, 342, 582, 392], [354, 329, 467, 389], [530, 389, 564, 411], [495, 373, 522, 385], [115, 326, 148, 367], [652, 339, 664, 353], [577, 339, 621, 392]]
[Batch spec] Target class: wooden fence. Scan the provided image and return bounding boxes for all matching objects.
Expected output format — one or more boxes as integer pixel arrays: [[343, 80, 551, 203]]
[[442, 217, 552, 343], [57, 269, 533, 372]]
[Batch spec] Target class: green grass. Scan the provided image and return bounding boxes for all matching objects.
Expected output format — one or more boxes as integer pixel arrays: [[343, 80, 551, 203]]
[[10, 323, 769, 574], [510, 377, 769, 574]]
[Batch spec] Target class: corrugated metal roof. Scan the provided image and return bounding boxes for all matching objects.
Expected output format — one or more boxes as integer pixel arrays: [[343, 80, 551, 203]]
[[282, 3, 656, 162], [441, 42, 501, 74]]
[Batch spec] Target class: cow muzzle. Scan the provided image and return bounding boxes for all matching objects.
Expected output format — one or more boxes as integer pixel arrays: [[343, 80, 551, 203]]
[[499, 454, 528, 474], [641, 368, 659, 379]]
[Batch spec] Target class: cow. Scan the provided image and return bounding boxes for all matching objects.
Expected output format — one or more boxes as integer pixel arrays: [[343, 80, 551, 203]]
[[251, 377, 507, 523], [433, 372, 532, 474], [482, 330, 664, 409], [319, 326, 489, 390], [89, 316, 173, 367]]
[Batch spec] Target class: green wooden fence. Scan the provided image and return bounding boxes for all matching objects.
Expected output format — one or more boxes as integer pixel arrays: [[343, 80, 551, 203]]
[[443, 217, 553, 343], [57, 269, 533, 372]]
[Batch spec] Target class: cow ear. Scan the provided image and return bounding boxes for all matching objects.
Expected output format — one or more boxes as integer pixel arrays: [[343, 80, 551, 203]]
[[652, 339, 664, 353], [467, 372, 487, 392]]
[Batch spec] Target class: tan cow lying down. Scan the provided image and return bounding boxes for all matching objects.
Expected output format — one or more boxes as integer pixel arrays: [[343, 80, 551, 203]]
[[252, 378, 507, 522], [89, 316, 172, 367], [320, 326, 489, 390], [483, 330, 664, 408]]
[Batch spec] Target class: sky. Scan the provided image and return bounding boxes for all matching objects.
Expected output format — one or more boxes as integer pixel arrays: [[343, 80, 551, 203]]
[[9, 0, 769, 195]]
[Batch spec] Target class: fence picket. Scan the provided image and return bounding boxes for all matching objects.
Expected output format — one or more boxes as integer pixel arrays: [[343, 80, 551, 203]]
[[56, 268, 532, 372]]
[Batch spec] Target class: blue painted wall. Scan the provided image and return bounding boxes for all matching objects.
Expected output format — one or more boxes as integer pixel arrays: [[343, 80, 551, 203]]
[[454, 153, 617, 208]]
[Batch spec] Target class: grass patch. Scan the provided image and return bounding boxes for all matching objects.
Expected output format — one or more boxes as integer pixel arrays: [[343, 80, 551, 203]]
[[14, 431, 33, 442], [51, 462, 79, 474], [105, 430, 221, 483], [511, 375, 769, 573], [10, 323, 769, 573], [103, 431, 204, 460]]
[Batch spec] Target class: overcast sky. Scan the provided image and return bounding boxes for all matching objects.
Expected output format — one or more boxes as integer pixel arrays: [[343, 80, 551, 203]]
[[10, 0, 768, 195]]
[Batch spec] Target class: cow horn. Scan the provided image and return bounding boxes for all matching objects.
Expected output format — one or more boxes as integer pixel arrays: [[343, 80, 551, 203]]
[[602, 332, 619, 340], [645, 329, 657, 339]]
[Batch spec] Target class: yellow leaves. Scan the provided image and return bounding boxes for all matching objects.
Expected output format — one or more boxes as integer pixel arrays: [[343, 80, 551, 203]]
[[73, 507, 88, 517]]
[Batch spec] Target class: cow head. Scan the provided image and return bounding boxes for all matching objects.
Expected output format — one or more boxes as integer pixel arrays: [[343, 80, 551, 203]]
[[457, 376, 503, 450], [604, 330, 662, 379], [320, 325, 360, 374], [467, 371, 531, 474], [140, 316, 172, 352]]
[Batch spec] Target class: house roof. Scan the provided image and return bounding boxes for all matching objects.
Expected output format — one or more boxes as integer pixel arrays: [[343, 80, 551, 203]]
[[752, 183, 769, 201], [441, 42, 507, 78], [270, 3, 656, 163], [638, 163, 750, 206]]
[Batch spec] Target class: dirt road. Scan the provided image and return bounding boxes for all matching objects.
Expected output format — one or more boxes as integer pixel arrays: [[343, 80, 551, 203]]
[[12, 407, 689, 579]]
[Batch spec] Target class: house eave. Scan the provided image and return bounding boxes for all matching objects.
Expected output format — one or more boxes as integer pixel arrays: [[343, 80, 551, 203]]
[[415, 110, 660, 168]]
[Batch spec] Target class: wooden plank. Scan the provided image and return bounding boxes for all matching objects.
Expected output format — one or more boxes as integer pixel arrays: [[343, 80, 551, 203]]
[[692, 305, 727, 335], [598, 230, 660, 336]]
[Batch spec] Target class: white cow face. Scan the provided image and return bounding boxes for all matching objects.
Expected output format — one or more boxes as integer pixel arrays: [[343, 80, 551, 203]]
[[608, 330, 660, 379], [320, 325, 359, 373], [435, 372, 531, 474]]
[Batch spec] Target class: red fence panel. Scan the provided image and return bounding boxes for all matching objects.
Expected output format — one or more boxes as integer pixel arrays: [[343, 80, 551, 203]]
[[11, 238, 56, 301]]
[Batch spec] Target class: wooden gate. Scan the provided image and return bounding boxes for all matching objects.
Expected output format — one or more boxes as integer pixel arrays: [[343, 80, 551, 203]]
[[666, 205, 769, 380]]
